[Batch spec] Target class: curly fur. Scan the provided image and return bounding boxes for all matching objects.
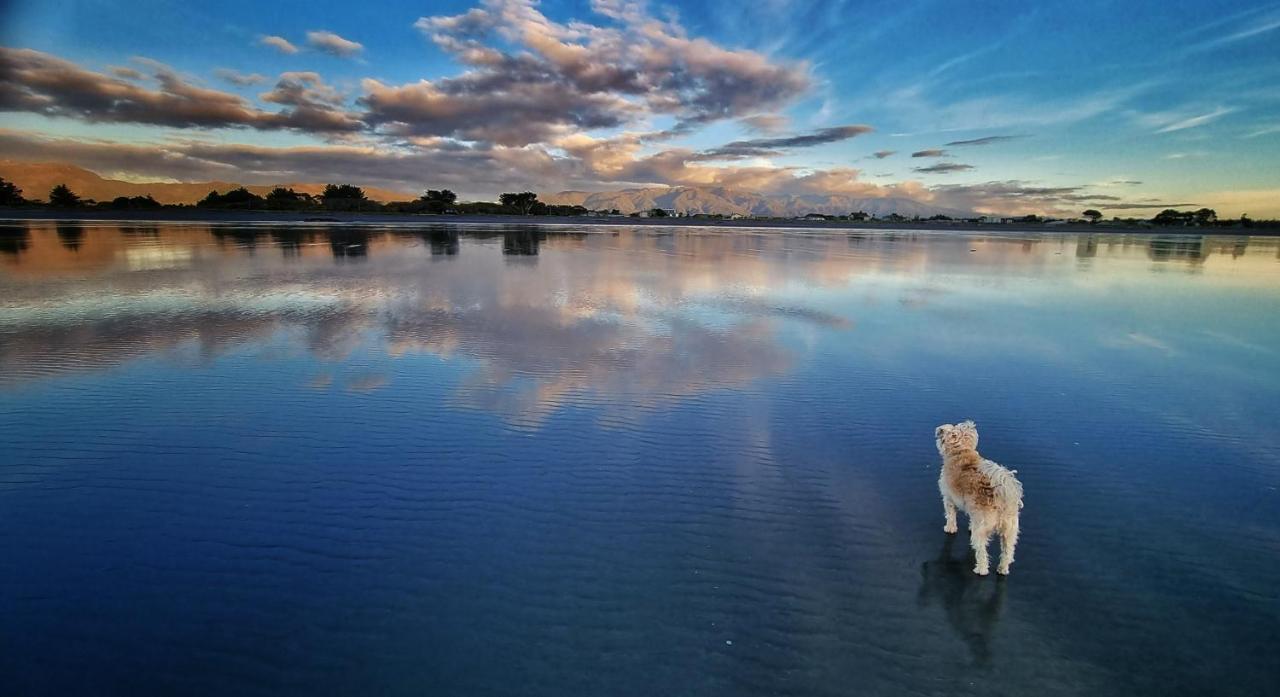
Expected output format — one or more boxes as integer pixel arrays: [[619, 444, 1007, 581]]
[[935, 421, 1023, 575]]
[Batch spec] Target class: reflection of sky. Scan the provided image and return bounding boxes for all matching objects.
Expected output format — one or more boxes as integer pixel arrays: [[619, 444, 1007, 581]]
[[3, 224, 1279, 421], [2, 223, 1279, 694]]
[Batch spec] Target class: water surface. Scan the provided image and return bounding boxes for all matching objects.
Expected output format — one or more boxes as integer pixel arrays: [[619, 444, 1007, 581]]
[[1, 222, 1278, 696]]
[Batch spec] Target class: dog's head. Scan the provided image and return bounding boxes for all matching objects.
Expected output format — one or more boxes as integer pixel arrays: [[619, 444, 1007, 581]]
[[935, 420, 979, 455]]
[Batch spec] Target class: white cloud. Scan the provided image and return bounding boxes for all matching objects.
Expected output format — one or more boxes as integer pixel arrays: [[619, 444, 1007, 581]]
[[306, 31, 364, 57], [259, 35, 299, 54], [1154, 106, 1236, 133]]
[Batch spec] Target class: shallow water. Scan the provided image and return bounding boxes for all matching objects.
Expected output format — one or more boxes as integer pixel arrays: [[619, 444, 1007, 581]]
[[1, 221, 1277, 696]]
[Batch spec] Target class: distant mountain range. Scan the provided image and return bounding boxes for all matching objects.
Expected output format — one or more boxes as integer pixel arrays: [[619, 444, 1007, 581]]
[[542, 186, 974, 218], [0, 162, 413, 204], [0, 162, 976, 218]]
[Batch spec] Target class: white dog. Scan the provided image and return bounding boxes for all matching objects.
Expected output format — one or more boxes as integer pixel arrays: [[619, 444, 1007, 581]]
[[935, 421, 1024, 575]]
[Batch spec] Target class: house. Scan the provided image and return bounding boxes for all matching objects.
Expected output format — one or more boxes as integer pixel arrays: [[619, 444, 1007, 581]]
[[979, 215, 1004, 224]]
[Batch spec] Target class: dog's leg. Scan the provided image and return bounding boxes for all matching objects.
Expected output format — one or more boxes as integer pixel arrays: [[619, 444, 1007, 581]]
[[942, 496, 958, 534], [997, 516, 1019, 575], [970, 515, 994, 576]]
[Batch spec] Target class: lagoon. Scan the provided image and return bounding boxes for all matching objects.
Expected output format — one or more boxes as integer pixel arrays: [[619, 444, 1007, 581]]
[[1, 221, 1278, 696]]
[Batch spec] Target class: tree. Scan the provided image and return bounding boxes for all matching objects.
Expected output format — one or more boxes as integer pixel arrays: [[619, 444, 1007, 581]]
[[198, 189, 223, 207], [1152, 209, 1192, 226], [321, 184, 368, 211], [0, 177, 25, 206], [419, 189, 458, 214], [1192, 208, 1217, 225], [265, 187, 310, 209], [322, 184, 366, 200], [499, 191, 539, 215], [197, 187, 264, 209], [49, 183, 82, 208], [109, 195, 161, 209], [1082, 209, 1102, 223]]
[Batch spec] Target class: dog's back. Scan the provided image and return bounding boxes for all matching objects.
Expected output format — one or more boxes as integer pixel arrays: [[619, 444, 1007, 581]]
[[977, 458, 1023, 511]]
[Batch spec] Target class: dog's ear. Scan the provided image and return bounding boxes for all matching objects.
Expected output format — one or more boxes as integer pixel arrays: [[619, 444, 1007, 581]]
[[935, 425, 950, 437]]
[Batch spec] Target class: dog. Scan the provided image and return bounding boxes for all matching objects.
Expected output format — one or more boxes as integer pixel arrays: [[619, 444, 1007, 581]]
[[935, 421, 1023, 575]]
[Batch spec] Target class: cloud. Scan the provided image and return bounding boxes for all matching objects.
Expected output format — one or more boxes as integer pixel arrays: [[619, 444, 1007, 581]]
[[1154, 107, 1235, 133], [699, 124, 873, 159], [306, 30, 364, 57], [259, 72, 363, 132], [110, 66, 144, 80], [884, 82, 1143, 134], [553, 131, 933, 199], [0, 123, 920, 204], [871, 150, 895, 159], [214, 68, 268, 86], [1195, 188, 1280, 218], [359, 76, 637, 146], [1096, 202, 1199, 210], [1187, 9, 1280, 52], [944, 135, 1022, 146], [0, 48, 361, 133], [259, 35, 299, 54], [912, 163, 973, 173], [911, 149, 948, 158], [0, 127, 566, 196], [924, 180, 1202, 215], [1244, 124, 1280, 138], [412, 0, 811, 133], [739, 114, 789, 135], [2, 2, 817, 155]]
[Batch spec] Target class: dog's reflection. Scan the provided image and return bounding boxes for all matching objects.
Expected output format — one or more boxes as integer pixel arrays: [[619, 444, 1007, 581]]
[[917, 535, 1007, 667]]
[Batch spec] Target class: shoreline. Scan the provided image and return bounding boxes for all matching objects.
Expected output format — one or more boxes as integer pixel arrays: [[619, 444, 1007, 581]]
[[2, 208, 1275, 236]]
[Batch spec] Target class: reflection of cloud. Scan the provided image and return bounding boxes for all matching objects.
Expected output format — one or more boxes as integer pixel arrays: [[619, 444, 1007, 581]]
[[0, 309, 283, 388], [1100, 332, 1176, 356], [345, 372, 388, 392], [1199, 330, 1275, 355], [385, 307, 792, 426], [4, 224, 1278, 429], [703, 297, 854, 329]]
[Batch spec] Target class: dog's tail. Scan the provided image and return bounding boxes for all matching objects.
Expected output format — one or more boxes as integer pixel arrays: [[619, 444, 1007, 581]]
[[980, 459, 1024, 509]]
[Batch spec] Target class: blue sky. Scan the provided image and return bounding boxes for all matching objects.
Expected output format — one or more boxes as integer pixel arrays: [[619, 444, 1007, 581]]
[[2, 0, 1278, 215]]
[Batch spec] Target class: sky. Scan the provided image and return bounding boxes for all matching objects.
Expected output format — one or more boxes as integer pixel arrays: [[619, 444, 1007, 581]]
[[1, 0, 1278, 216]]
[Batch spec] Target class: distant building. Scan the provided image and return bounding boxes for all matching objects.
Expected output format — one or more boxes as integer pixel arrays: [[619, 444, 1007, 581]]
[[979, 215, 1004, 224]]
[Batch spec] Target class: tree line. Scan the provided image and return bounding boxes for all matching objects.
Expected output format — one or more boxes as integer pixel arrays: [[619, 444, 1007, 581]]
[[0, 176, 1269, 226], [0, 178, 589, 216]]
